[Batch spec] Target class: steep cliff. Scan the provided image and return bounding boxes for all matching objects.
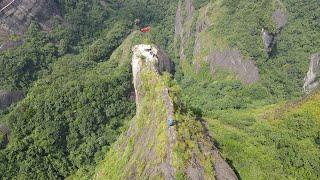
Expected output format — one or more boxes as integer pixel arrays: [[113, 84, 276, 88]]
[[174, 0, 195, 62], [0, 90, 24, 109], [262, 0, 287, 56], [0, 0, 58, 40], [0, 123, 11, 148], [303, 53, 320, 93], [206, 50, 260, 84], [95, 44, 238, 180], [175, 0, 260, 84]]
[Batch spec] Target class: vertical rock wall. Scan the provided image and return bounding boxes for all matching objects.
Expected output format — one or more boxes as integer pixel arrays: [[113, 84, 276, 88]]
[[0, 90, 24, 109], [0, 0, 57, 38], [174, 0, 195, 61], [303, 53, 320, 93]]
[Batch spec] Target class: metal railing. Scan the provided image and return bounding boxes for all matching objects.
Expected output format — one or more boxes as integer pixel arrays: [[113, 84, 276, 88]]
[[0, 0, 17, 13]]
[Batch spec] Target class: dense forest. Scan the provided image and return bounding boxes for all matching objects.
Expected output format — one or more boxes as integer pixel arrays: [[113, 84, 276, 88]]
[[0, 0, 178, 178], [0, 0, 319, 179]]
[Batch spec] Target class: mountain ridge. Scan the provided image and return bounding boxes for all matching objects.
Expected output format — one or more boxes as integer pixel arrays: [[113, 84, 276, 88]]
[[94, 43, 238, 179], [0, 0, 319, 179]]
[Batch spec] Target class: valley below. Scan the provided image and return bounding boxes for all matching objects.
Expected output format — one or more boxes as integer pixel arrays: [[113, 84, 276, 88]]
[[0, 0, 319, 179]]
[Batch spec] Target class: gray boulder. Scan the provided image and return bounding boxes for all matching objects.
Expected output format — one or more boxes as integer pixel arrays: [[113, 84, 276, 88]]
[[0, 90, 24, 109]]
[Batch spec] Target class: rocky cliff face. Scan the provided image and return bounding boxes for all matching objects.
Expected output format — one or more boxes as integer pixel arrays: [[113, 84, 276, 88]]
[[261, 28, 276, 55], [193, 1, 212, 72], [303, 53, 320, 93], [0, 0, 58, 39], [175, 0, 260, 84], [0, 123, 11, 148], [95, 44, 179, 179], [206, 50, 260, 84], [0, 90, 24, 109], [262, 1, 287, 56], [132, 44, 174, 104], [128, 44, 177, 179], [175, 0, 195, 61], [95, 44, 238, 179]]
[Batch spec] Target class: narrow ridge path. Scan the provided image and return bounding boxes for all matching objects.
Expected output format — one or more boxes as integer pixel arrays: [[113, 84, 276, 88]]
[[161, 88, 176, 180]]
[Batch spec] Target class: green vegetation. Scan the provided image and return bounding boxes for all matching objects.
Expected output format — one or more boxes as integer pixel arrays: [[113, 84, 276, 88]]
[[0, 55, 135, 178], [0, 0, 179, 178], [0, 0, 319, 179], [0, 23, 58, 91], [174, 113, 215, 179], [95, 60, 215, 179], [207, 92, 320, 179], [178, 0, 320, 100], [95, 68, 170, 179], [174, 0, 320, 179]]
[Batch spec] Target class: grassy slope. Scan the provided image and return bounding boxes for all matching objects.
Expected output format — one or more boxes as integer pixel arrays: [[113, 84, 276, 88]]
[[208, 91, 320, 179], [176, 0, 320, 179], [180, 0, 320, 100]]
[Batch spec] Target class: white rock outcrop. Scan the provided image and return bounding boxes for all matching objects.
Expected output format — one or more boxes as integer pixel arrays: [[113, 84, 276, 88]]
[[303, 53, 320, 93], [131, 44, 174, 104]]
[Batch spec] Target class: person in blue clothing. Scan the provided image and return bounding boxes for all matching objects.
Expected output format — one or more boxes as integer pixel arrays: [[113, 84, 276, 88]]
[[167, 119, 174, 127]]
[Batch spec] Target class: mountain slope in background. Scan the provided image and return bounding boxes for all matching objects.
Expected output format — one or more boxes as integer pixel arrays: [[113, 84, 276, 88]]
[[173, 0, 320, 179], [0, 0, 319, 179]]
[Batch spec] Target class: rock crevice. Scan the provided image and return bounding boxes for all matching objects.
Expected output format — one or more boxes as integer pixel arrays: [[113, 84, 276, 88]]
[[262, 1, 288, 56]]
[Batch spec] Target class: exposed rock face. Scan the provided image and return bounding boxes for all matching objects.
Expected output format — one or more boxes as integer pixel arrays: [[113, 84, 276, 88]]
[[175, 0, 195, 61], [132, 44, 174, 105], [0, 38, 23, 51], [262, 2, 287, 56], [193, 2, 212, 72], [273, 8, 287, 30], [97, 44, 177, 179], [0, 90, 24, 109], [174, 1, 183, 39], [198, 119, 239, 180], [262, 28, 276, 55], [206, 50, 260, 84], [0, 123, 11, 147], [0, 0, 58, 38], [96, 44, 238, 179], [185, 0, 195, 21], [303, 53, 320, 93], [174, 1, 259, 84], [0, 124, 10, 134], [131, 45, 237, 180]]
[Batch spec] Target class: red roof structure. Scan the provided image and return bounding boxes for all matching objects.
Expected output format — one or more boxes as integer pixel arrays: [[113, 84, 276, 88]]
[[140, 26, 151, 33]]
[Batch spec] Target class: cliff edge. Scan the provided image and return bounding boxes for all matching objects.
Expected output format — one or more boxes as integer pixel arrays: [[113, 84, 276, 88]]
[[94, 44, 238, 180]]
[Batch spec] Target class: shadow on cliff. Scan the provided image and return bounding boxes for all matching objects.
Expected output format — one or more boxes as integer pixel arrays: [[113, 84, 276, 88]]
[[186, 106, 242, 180]]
